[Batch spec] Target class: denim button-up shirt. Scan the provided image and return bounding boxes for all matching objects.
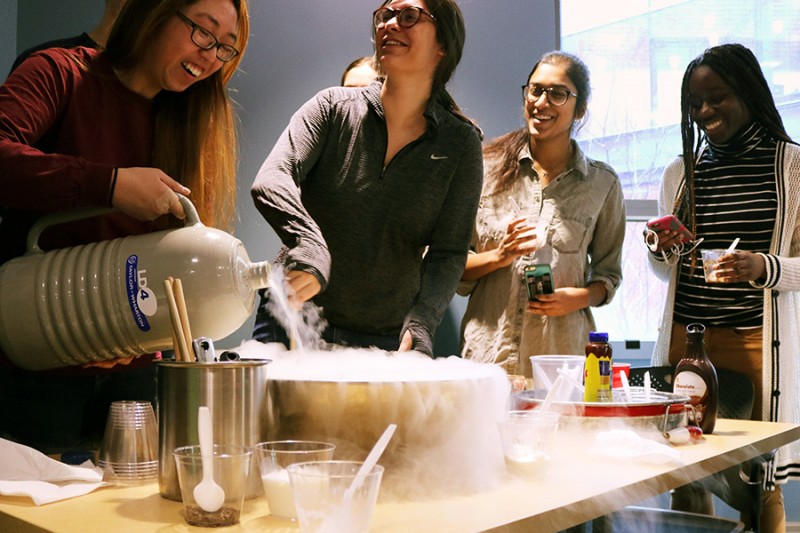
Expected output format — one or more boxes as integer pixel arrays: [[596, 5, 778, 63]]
[[459, 141, 625, 377]]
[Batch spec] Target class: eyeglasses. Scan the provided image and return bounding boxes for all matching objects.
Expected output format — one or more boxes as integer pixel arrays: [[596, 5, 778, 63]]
[[176, 12, 239, 62], [522, 85, 578, 106], [373, 6, 436, 29]]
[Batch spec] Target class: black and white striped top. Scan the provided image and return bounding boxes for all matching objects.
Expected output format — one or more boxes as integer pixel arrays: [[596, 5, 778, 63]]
[[674, 123, 777, 328]]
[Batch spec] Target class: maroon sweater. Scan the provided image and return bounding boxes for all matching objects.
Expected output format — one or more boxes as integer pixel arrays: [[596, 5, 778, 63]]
[[0, 47, 159, 373]]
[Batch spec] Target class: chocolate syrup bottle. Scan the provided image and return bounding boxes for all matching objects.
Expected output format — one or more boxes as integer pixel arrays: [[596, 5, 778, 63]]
[[673, 323, 718, 434]]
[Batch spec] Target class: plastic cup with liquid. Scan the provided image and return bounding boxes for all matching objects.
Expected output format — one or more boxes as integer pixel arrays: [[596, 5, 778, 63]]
[[254, 440, 336, 520], [701, 249, 734, 283], [497, 410, 561, 476], [287, 460, 384, 533]]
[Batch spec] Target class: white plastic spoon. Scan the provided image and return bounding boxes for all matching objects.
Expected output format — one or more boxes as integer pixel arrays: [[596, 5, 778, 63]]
[[619, 369, 633, 402], [330, 424, 396, 530], [531, 362, 553, 392], [539, 374, 565, 413], [725, 237, 740, 255], [556, 366, 585, 394], [194, 406, 225, 513], [344, 424, 396, 502]]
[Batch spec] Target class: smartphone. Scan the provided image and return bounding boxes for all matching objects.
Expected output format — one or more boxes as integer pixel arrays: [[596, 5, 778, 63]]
[[525, 264, 554, 301], [647, 214, 693, 243]]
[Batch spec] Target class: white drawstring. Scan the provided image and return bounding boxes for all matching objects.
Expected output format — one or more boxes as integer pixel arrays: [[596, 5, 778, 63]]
[[643, 228, 704, 265]]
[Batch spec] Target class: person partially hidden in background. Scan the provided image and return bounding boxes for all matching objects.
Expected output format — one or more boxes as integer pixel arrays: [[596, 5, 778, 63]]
[[646, 43, 800, 532], [459, 51, 624, 381], [0, 0, 249, 453], [251, 0, 483, 357], [9, 0, 128, 74], [340, 55, 381, 87]]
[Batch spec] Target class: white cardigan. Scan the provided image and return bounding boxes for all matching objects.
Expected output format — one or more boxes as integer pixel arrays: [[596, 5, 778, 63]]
[[649, 141, 800, 483]]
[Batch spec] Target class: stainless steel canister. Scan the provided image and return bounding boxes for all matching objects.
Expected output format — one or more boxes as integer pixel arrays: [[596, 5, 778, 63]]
[[156, 359, 270, 500]]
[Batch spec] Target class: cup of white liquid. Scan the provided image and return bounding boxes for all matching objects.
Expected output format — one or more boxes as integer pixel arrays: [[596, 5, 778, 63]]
[[497, 410, 560, 476], [254, 440, 336, 520], [287, 460, 384, 533]]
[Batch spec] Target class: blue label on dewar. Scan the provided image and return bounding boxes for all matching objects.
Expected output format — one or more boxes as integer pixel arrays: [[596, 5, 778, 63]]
[[126, 255, 151, 332]]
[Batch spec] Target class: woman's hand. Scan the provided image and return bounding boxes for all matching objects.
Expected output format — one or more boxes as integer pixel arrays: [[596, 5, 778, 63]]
[[491, 216, 539, 268], [463, 216, 539, 281], [81, 355, 136, 369], [527, 283, 607, 317], [644, 228, 684, 254], [399, 329, 413, 351], [713, 251, 765, 283], [285, 270, 322, 308], [527, 287, 587, 317], [112, 167, 192, 221]]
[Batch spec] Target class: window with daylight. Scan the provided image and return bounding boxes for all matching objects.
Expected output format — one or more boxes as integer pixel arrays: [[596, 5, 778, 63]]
[[559, 0, 800, 351]]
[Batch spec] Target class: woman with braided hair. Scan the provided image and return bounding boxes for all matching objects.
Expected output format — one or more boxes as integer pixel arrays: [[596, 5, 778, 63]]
[[646, 43, 800, 532]]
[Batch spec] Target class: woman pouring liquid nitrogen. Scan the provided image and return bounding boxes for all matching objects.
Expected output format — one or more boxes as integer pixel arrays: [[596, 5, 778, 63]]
[[0, 0, 249, 453]]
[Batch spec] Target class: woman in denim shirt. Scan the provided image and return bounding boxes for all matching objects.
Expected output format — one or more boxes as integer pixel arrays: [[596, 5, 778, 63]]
[[459, 51, 625, 380]]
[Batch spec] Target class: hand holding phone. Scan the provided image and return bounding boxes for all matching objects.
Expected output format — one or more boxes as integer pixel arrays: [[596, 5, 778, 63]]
[[646, 214, 693, 243], [525, 264, 554, 301]]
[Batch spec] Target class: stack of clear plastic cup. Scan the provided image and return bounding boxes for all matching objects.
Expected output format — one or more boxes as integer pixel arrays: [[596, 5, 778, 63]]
[[98, 400, 159, 483]]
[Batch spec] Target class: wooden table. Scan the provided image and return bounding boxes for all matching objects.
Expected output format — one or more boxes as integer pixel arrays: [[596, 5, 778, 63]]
[[1, 418, 798, 533]]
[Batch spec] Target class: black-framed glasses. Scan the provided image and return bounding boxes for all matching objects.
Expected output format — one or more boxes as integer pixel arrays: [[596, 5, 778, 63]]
[[522, 85, 578, 106], [176, 12, 239, 62], [373, 6, 436, 29]]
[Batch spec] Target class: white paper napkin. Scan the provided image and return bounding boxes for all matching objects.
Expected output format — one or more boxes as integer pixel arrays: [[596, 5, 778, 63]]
[[0, 437, 105, 505], [590, 429, 683, 465]]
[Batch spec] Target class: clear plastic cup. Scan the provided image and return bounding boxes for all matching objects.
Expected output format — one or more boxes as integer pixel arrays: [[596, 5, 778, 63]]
[[173, 444, 252, 527], [288, 460, 384, 533], [701, 249, 732, 283], [97, 400, 158, 483], [497, 410, 561, 476], [254, 440, 336, 519], [529, 355, 585, 402], [517, 215, 541, 245]]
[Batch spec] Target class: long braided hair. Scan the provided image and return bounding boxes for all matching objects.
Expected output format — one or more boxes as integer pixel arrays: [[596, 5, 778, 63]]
[[674, 44, 792, 242]]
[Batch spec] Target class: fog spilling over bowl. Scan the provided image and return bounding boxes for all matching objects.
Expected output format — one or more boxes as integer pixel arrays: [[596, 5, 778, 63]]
[[511, 387, 691, 434], [234, 341, 510, 500]]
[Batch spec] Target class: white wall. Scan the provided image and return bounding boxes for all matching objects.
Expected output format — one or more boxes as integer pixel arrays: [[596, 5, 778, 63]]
[[0, 0, 17, 77]]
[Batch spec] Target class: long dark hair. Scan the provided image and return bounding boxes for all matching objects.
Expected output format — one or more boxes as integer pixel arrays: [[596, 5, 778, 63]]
[[104, 0, 249, 231], [372, 0, 481, 137], [484, 51, 591, 194], [674, 43, 793, 237]]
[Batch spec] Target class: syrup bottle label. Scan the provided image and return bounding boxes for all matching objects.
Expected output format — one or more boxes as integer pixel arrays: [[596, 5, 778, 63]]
[[584, 352, 612, 402], [673, 371, 708, 424]]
